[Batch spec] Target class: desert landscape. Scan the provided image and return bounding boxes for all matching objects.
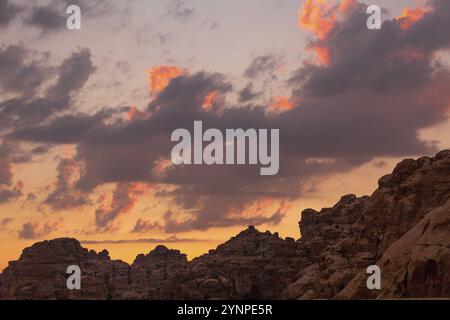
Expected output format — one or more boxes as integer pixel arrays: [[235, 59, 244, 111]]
[[1, 150, 448, 300]]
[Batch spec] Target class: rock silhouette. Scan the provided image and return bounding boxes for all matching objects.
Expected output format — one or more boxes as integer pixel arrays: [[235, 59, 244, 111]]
[[1, 151, 449, 299]]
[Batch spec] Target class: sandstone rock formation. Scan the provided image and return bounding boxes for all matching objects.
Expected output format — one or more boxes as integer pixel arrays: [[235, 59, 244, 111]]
[[0, 151, 449, 300]]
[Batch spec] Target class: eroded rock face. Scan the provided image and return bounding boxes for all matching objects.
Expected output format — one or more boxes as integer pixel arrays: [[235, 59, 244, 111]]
[[0, 151, 449, 300], [128, 245, 188, 299], [337, 201, 450, 299], [287, 150, 450, 299], [0, 238, 129, 300], [286, 194, 370, 299], [165, 227, 307, 299]]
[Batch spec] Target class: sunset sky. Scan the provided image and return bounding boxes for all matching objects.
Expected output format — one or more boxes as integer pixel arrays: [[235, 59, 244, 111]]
[[1, 0, 450, 270]]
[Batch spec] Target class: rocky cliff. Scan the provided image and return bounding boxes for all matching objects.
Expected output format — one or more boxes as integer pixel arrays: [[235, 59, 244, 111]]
[[1, 151, 449, 300]]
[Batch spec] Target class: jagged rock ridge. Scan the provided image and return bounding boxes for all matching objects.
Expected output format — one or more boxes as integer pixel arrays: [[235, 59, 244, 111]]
[[0, 151, 449, 299]]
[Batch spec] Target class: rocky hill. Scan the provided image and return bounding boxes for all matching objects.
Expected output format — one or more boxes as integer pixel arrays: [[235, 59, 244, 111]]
[[0, 151, 449, 299]]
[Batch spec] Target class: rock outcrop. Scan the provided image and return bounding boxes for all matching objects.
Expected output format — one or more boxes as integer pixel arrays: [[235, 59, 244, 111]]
[[0, 238, 129, 299], [0, 151, 449, 300], [287, 150, 450, 299]]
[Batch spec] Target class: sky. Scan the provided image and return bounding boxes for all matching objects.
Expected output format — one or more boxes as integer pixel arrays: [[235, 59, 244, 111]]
[[0, 0, 449, 270]]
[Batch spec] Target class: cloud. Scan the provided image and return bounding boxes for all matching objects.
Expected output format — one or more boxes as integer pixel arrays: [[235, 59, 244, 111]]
[[0, 48, 95, 132], [299, 0, 346, 40], [24, 0, 113, 33], [239, 83, 261, 103], [201, 19, 219, 31], [0, 141, 17, 186], [27, 5, 65, 32], [0, 0, 21, 27], [12, 110, 117, 144], [244, 54, 284, 80], [43, 159, 90, 211], [207, 20, 219, 30], [80, 235, 210, 245], [0, 45, 50, 95], [95, 183, 150, 232], [0, 217, 12, 226], [155, 32, 173, 45], [270, 96, 294, 113], [148, 65, 185, 96], [132, 218, 163, 233], [201, 90, 221, 111], [163, 208, 285, 233], [0, 48, 95, 207], [397, 7, 430, 30], [163, 0, 195, 22], [0, 140, 29, 204], [9, 1, 450, 233], [47, 48, 96, 101], [294, 0, 450, 95], [0, 182, 23, 204], [0, 217, 13, 232], [17, 220, 62, 240], [31, 146, 50, 155]]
